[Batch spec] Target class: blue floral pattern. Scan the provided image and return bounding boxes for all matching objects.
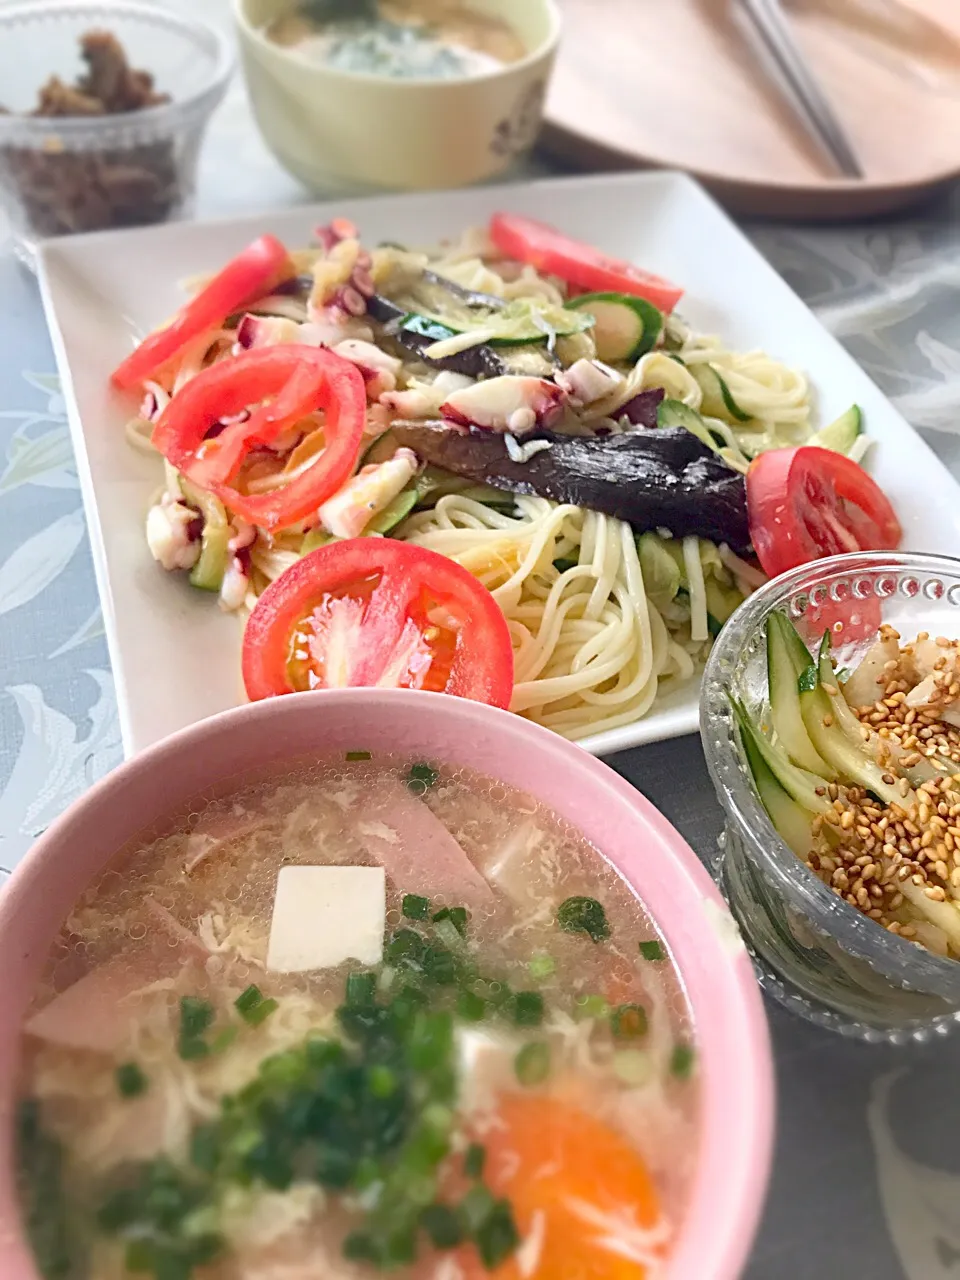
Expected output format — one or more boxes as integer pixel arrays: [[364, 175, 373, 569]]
[[4, 3, 960, 1272]]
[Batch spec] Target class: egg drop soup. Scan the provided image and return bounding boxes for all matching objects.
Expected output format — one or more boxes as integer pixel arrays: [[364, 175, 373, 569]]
[[17, 756, 698, 1280]]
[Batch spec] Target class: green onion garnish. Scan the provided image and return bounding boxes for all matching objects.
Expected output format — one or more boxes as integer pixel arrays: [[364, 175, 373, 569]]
[[115, 1062, 147, 1098], [433, 905, 468, 936], [460, 1185, 496, 1232], [234, 984, 278, 1027], [368, 1065, 398, 1098], [402, 893, 430, 920], [514, 1041, 550, 1087], [611, 1003, 648, 1040], [527, 953, 555, 980], [512, 991, 545, 1028], [638, 939, 665, 962], [387, 927, 426, 966], [574, 994, 608, 1019], [346, 971, 377, 1007], [464, 1143, 486, 1180], [421, 1203, 464, 1249], [407, 762, 439, 794], [671, 1042, 695, 1080], [178, 1037, 211, 1062], [179, 996, 215, 1040], [345, 750, 372, 761], [557, 896, 611, 943], [422, 944, 457, 986], [474, 1199, 520, 1269], [456, 990, 487, 1022]]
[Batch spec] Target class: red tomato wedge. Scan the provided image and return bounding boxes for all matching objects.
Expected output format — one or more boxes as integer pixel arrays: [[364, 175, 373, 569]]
[[746, 446, 901, 580], [111, 234, 292, 390], [151, 345, 367, 532], [489, 214, 683, 313], [242, 539, 514, 707]]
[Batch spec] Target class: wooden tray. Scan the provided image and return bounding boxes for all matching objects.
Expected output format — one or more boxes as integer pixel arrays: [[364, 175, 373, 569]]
[[541, 0, 960, 220]]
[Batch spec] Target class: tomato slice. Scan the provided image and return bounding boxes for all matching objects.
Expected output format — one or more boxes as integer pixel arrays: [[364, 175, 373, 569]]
[[746, 446, 902, 580], [242, 539, 514, 707], [489, 214, 683, 313], [111, 234, 292, 390], [151, 345, 367, 533]]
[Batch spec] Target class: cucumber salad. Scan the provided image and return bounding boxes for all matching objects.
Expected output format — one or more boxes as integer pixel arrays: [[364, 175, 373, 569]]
[[738, 620, 960, 958]]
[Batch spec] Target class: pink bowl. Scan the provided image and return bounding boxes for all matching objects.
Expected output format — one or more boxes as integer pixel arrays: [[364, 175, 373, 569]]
[[0, 689, 774, 1278]]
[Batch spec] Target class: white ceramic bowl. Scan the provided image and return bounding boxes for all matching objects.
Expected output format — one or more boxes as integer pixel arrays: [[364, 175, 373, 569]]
[[233, 0, 561, 193]]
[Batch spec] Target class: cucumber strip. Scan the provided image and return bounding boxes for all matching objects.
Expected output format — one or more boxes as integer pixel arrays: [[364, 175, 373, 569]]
[[361, 430, 400, 468], [364, 486, 418, 536], [657, 399, 724, 454], [809, 404, 862, 455], [766, 614, 833, 776], [705, 578, 745, 628], [898, 879, 960, 951], [567, 292, 663, 363], [731, 698, 833, 815], [798, 659, 916, 809], [301, 528, 337, 554], [740, 716, 815, 857], [691, 364, 752, 423], [404, 303, 591, 350], [178, 477, 230, 593]]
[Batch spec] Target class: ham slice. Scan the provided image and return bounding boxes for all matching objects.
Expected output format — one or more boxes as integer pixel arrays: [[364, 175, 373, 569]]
[[355, 779, 494, 909], [24, 953, 164, 1055]]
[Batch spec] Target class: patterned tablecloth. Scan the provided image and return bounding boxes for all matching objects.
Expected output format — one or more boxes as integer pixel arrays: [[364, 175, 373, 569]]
[[3, 4, 960, 1276]]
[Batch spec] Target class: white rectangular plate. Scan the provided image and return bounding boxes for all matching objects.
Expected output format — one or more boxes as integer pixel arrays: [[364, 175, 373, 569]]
[[37, 171, 960, 759]]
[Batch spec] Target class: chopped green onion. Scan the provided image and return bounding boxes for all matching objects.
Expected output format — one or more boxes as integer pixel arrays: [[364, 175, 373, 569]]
[[408, 1011, 454, 1071], [671, 1042, 695, 1080], [557, 896, 611, 943], [527, 953, 555, 980], [407, 762, 439, 794], [179, 996, 215, 1040], [512, 991, 545, 1028], [235, 984, 279, 1027], [574, 994, 608, 1019], [433, 905, 468, 936], [456, 990, 487, 1022], [553, 557, 578, 574], [388, 927, 426, 966], [421, 1203, 465, 1249], [403, 893, 430, 920], [460, 1185, 496, 1232], [422, 944, 457, 986], [115, 1062, 147, 1098], [434, 917, 465, 951], [514, 1041, 550, 1087], [346, 750, 372, 761], [474, 1199, 520, 1269], [612, 1049, 652, 1087], [638, 939, 666, 962], [464, 1143, 486, 1180], [346, 971, 377, 1007], [611, 1003, 648, 1040], [178, 1036, 210, 1062], [368, 1065, 398, 1098]]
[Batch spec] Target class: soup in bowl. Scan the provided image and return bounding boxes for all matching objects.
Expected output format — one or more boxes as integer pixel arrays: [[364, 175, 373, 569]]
[[0, 690, 773, 1280]]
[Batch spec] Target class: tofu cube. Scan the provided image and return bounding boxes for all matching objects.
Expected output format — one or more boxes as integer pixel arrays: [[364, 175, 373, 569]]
[[266, 866, 386, 973]]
